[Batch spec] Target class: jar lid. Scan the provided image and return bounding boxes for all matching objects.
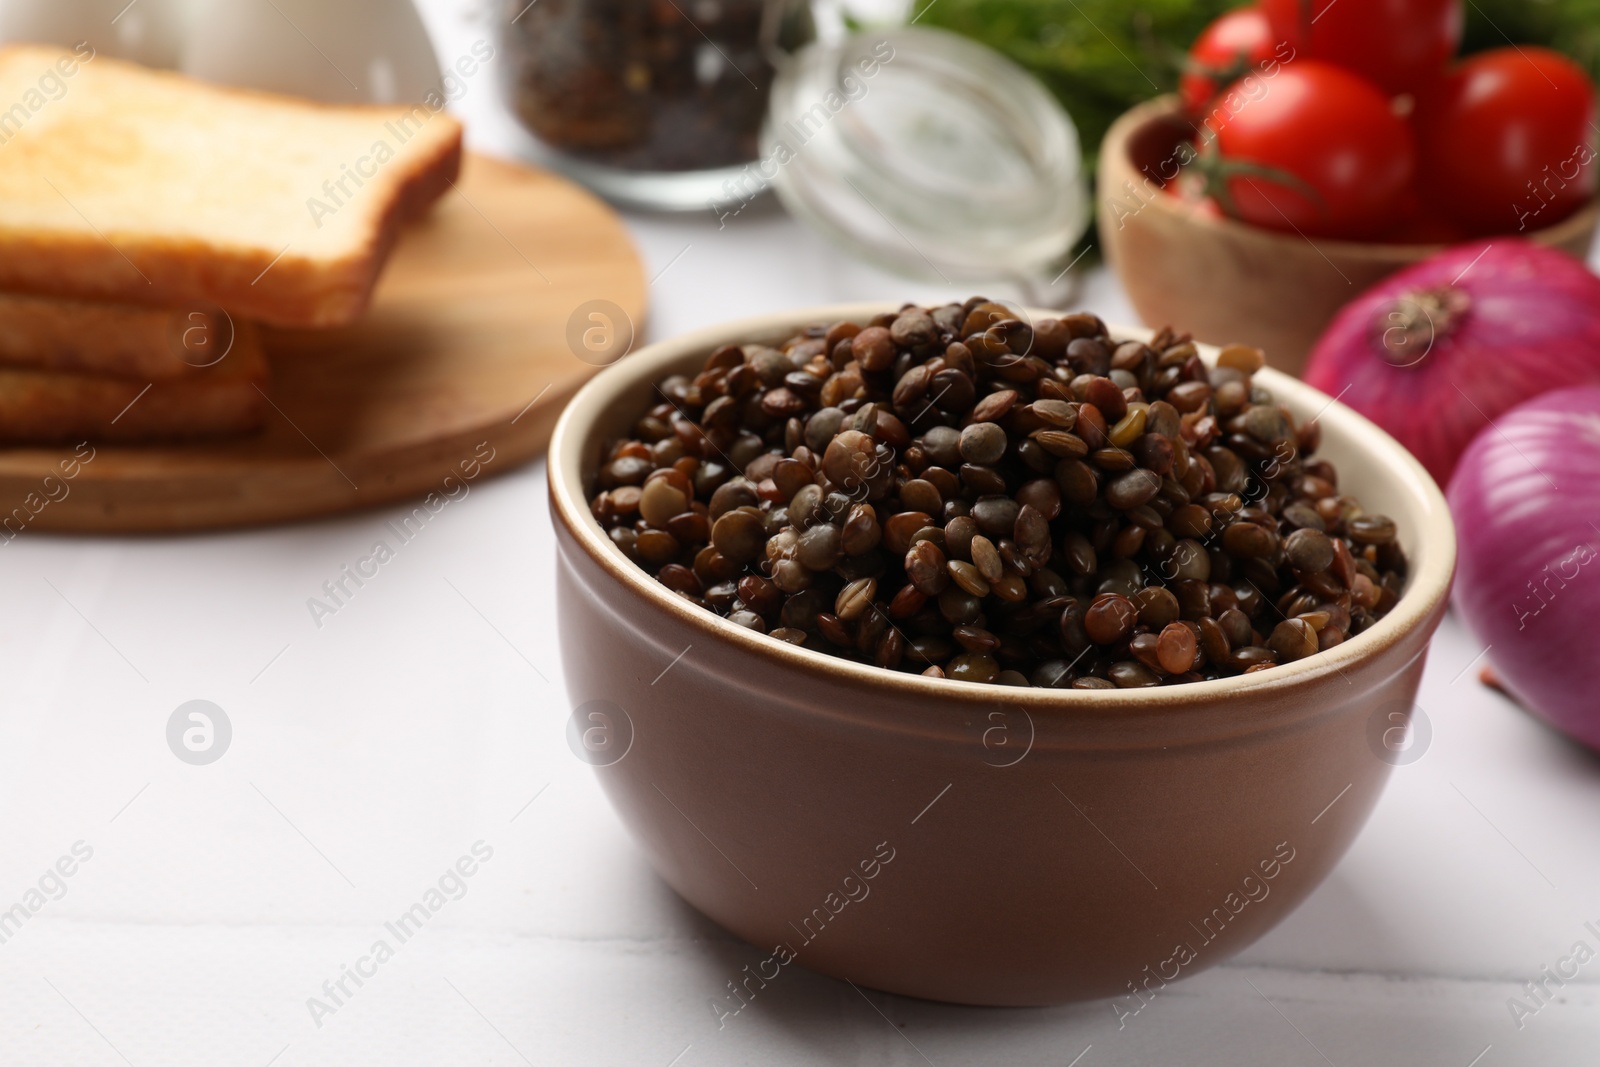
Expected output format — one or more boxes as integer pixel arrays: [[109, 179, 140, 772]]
[[760, 26, 1088, 284]]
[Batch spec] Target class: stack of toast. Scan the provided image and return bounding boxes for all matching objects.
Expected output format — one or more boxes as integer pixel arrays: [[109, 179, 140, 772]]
[[0, 44, 463, 444]]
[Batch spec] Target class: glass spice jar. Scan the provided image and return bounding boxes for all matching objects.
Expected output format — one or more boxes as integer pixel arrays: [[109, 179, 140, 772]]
[[500, 0, 815, 210], [761, 27, 1090, 293]]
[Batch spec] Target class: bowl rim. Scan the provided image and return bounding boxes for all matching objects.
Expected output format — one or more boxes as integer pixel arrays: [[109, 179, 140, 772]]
[[1098, 93, 1600, 259], [548, 303, 1457, 712]]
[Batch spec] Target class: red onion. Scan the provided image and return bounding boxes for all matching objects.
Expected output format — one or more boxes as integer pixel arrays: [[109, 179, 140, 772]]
[[1304, 240, 1600, 487], [1448, 386, 1600, 751]]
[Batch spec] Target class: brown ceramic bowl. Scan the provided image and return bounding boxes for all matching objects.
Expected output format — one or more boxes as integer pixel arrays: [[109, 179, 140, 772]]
[[548, 304, 1456, 1007], [1098, 95, 1600, 376]]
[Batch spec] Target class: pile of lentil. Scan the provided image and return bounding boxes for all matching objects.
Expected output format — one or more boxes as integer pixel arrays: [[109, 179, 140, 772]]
[[589, 300, 1407, 688]]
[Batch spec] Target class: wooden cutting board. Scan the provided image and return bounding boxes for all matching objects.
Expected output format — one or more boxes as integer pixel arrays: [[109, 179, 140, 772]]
[[0, 153, 647, 533]]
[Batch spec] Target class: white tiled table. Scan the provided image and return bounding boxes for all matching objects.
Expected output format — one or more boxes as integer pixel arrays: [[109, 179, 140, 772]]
[[1, 3, 1596, 1064]]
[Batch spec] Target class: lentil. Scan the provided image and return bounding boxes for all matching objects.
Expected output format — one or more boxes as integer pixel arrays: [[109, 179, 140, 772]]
[[591, 302, 1407, 686]]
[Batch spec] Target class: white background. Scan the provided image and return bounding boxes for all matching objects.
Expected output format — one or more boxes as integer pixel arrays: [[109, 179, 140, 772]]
[[0, 1, 1597, 1064]]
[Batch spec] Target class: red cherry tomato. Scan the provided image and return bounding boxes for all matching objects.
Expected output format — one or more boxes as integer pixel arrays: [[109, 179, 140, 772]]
[[1209, 60, 1416, 239], [1262, 0, 1462, 96], [1160, 175, 1224, 219], [1369, 186, 1466, 243], [1180, 7, 1291, 116], [1413, 46, 1598, 236]]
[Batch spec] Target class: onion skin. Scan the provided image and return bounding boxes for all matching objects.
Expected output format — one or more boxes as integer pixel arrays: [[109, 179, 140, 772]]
[[1304, 240, 1600, 488], [1447, 386, 1600, 751]]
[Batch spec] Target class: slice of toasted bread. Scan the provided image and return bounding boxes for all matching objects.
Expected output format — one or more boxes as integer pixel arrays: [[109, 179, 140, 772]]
[[0, 291, 233, 379], [0, 321, 268, 443], [0, 45, 462, 327]]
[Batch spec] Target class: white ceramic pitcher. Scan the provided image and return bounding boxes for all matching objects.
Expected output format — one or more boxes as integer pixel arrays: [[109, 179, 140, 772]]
[[0, 0, 188, 67], [181, 0, 442, 104]]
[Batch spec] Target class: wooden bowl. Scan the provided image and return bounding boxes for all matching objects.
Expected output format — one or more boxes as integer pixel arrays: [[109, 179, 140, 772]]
[[1097, 95, 1600, 376], [548, 304, 1457, 1006]]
